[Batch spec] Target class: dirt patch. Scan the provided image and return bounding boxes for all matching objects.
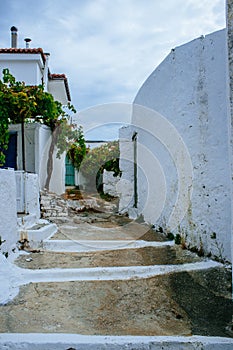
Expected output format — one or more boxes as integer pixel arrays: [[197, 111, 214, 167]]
[[88, 214, 169, 241], [0, 277, 191, 335], [15, 246, 203, 269], [169, 268, 233, 337], [0, 268, 231, 336], [50, 217, 168, 242]]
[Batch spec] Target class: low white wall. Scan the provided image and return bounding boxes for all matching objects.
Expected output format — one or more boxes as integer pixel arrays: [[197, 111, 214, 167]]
[[120, 29, 232, 262], [76, 170, 88, 190], [9, 123, 36, 173], [9, 123, 65, 195], [39, 128, 65, 195], [103, 170, 120, 197], [0, 169, 17, 256], [25, 173, 40, 220], [118, 126, 136, 214], [49, 150, 66, 195]]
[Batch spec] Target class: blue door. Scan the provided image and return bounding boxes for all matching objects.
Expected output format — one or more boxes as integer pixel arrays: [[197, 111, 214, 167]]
[[65, 156, 75, 186], [3, 132, 17, 169]]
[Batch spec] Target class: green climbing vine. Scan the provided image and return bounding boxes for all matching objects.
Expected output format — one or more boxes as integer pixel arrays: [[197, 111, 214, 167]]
[[0, 69, 85, 189], [66, 127, 87, 170]]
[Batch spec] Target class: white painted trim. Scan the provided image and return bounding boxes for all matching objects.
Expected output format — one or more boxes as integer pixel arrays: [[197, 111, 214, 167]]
[[0, 334, 232, 349], [42, 239, 174, 252], [18, 260, 222, 285]]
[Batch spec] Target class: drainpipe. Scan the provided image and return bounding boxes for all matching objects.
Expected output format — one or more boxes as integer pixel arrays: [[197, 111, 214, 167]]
[[132, 132, 138, 208], [21, 119, 26, 172]]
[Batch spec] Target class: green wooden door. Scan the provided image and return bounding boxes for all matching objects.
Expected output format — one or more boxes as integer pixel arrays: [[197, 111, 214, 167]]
[[65, 156, 75, 186]]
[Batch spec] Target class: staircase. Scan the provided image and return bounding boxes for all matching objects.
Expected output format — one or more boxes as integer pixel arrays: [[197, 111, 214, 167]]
[[0, 196, 232, 349]]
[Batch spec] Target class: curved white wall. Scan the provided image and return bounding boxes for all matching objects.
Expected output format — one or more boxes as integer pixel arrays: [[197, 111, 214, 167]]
[[127, 29, 231, 261]]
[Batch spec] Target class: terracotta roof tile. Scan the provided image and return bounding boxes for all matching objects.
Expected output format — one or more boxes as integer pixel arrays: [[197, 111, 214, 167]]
[[0, 48, 71, 102], [0, 48, 47, 63], [49, 73, 66, 79]]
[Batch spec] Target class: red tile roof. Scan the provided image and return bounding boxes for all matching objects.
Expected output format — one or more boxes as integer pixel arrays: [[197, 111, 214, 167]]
[[0, 48, 46, 63], [49, 73, 66, 79], [0, 48, 71, 102]]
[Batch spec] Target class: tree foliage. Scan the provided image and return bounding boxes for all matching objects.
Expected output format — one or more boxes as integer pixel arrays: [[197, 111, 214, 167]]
[[66, 127, 87, 170], [78, 141, 121, 191], [0, 69, 86, 189]]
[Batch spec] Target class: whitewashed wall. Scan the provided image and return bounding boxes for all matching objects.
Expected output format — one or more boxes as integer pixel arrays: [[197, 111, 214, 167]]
[[9, 123, 65, 195], [120, 29, 232, 262], [74, 171, 87, 190], [48, 80, 68, 105], [49, 151, 66, 195], [118, 126, 135, 213], [25, 173, 40, 220], [0, 169, 17, 256], [103, 170, 120, 197], [227, 0, 233, 274], [0, 54, 44, 86], [37, 124, 65, 194]]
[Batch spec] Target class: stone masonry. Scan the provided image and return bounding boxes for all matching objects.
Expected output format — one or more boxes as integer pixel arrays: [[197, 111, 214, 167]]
[[40, 190, 68, 219]]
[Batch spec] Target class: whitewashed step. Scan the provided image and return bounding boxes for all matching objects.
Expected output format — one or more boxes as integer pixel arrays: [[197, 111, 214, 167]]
[[42, 239, 174, 252], [17, 213, 37, 229], [18, 220, 57, 249], [0, 334, 233, 350]]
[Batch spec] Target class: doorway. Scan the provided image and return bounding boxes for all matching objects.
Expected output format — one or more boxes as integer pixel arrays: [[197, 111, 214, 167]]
[[4, 132, 17, 169], [65, 156, 75, 186]]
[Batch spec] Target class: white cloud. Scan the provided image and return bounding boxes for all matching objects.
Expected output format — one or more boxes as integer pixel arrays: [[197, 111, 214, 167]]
[[0, 0, 226, 118]]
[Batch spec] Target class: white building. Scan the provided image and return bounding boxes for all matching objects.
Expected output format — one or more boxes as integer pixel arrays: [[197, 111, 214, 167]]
[[0, 27, 72, 256], [119, 8, 233, 262], [0, 26, 70, 103], [0, 26, 71, 195]]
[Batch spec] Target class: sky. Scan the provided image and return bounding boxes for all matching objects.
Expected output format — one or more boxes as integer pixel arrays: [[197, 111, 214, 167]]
[[0, 0, 226, 139]]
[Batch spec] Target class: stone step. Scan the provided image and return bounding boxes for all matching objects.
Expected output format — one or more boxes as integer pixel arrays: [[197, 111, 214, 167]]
[[14, 244, 204, 270], [0, 258, 231, 337], [15, 260, 222, 282]]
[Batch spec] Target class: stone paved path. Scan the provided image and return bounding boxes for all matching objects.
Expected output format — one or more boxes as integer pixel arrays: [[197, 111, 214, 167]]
[[0, 203, 232, 339]]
